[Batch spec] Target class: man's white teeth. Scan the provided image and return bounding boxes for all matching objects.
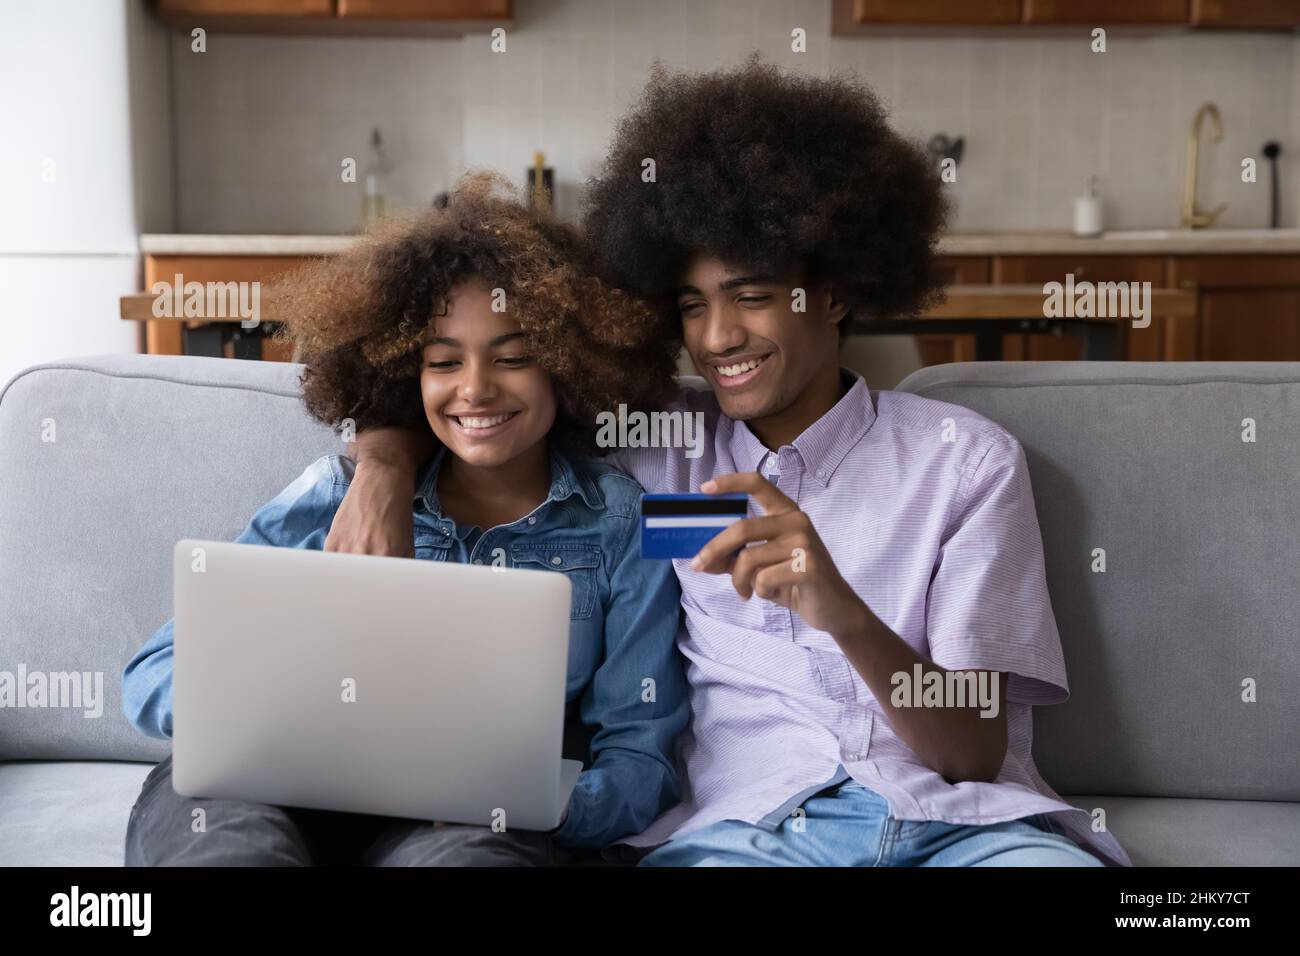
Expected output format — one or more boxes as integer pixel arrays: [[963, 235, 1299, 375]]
[[718, 357, 765, 378], [456, 413, 514, 428]]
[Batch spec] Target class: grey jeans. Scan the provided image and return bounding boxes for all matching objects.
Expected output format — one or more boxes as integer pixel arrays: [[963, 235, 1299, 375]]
[[125, 755, 579, 867]]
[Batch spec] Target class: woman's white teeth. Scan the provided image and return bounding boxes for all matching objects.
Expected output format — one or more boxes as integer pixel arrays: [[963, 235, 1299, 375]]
[[718, 357, 765, 378], [456, 412, 514, 428]]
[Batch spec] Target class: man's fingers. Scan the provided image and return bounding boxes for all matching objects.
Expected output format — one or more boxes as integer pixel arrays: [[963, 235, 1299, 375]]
[[691, 514, 792, 572], [701, 471, 796, 516], [731, 540, 801, 599], [752, 562, 801, 603]]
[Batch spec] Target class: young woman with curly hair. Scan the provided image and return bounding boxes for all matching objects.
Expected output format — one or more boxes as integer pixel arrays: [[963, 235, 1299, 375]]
[[328, 58, 1131, 869], [121, 173, 690, 867]]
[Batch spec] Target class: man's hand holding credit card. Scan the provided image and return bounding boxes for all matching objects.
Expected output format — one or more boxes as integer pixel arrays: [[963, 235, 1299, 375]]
[[640, 492, 749, 560], [648, 471, 871, 640]]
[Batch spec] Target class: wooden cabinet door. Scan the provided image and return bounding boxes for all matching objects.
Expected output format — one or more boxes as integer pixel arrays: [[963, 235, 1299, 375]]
[[1197, 290, 1300, 360], [994, 255, 1167, 286], [842, 0, 1021, 25], [1170, 256, 1300, 360], [936, 257, 993, 285], [1191, 0, 1300, 28], [1023, 0, 1189, 23], [156, 0, 334, 15], [1169, 255, 1300, 289], [995, 255, 1168, 360], [336, 0, 509, 18]]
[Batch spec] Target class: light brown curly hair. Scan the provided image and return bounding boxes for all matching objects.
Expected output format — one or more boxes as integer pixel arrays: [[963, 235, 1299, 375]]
[[271, 171, 680, 455]]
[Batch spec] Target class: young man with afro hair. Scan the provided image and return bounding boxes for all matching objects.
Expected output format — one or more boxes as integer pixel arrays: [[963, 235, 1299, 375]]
[[329, 58, 1131, 868]]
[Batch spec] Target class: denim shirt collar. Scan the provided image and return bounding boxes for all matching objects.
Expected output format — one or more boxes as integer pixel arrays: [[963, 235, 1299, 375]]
[[411, 441, 604, 521]]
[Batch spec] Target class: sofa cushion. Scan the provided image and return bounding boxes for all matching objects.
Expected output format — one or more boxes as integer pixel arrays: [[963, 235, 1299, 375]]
[[1064, 794, 1300, 866], [0, 760, 153, 865], [896, 362, 1300, 803], [3, 759, 1292, 868]]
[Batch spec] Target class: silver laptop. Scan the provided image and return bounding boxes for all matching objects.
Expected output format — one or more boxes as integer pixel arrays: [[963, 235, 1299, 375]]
[[171, 539, 581, 832]]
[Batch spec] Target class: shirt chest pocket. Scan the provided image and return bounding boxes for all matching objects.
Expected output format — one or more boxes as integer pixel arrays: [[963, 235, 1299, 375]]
[[509, 543, 602, 620]]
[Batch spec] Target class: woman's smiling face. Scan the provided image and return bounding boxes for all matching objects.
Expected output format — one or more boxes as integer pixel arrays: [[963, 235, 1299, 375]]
[[420, 278, 557, 468]]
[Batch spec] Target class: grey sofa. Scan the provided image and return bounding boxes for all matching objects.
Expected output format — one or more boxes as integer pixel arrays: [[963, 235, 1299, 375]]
[[1, 354, 1297, 866]]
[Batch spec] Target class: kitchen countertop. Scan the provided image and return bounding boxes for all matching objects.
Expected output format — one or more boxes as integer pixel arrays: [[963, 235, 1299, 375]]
[[140, 228, 1300, 257], [140, 234, 357, 255], [940, 228, 1300, 255]]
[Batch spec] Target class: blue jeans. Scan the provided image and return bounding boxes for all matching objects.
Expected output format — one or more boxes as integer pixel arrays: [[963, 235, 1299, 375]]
[[638, 780, 1103, 867]]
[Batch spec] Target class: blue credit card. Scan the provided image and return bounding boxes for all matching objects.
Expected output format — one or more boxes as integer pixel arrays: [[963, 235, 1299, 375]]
[[641, 493, 749, 559]]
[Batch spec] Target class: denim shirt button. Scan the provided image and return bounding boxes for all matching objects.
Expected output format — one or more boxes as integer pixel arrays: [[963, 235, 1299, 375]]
[[550, 555, 562, 566], [528, 516, 537, 525]]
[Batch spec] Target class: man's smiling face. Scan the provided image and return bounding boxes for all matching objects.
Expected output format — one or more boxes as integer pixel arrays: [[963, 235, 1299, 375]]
[[676, 255, 845, 424]]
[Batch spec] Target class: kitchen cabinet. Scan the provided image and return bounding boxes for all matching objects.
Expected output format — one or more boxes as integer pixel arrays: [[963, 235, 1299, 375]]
[[337, 0, 510, 18], [153, 0, 511, 35], [139, 254, 312, 361], [919, 255, 1174, 364], [918, 257, 991, 364], [834, 0, 1300, 30], [1190, 0, 1300, 28], [995, 255, 1169, 360], [156, 0, 333, 16], [833, 0, 1021, 28], [1169, 256, 1300, 360], [916, 253, 1300, 366], [1195, 290, 1300, 359], [1021, 0, 1188, 24], [935, 257, 993, 285], [993, 255, 1168, 285]]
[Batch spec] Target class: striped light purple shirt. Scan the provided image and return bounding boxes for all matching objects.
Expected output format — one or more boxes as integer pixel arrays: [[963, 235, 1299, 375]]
[[610, 369, 1131, 866]]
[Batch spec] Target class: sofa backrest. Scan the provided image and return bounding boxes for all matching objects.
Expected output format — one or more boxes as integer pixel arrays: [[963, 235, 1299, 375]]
[[896, 361, 1300, 802], [0, 355, 340, 763], [3, 356, 1296, 803]]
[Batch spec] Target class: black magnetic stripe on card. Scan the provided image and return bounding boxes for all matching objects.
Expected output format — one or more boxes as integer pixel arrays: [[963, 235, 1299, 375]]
[[642, 498, 749, 517]]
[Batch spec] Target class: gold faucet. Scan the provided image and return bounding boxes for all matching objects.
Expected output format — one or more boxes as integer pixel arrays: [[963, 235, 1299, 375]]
[[1182, 102, 1227, 229]]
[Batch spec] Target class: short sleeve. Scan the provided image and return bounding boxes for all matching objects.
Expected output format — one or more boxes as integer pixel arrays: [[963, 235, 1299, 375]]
[[924, 435, 1069, 705]]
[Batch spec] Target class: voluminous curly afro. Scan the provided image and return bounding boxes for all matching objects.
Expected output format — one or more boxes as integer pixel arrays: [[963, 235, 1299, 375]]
[[582, 56, 951, 336], [272, 171, 680, 455]]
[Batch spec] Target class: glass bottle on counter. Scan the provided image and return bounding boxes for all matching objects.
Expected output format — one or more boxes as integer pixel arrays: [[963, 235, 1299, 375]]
[[361, 128, 393, 231]]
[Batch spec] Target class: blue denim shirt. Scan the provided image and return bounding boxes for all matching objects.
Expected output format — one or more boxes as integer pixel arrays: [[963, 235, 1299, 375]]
[[122, 443, 690, 850]]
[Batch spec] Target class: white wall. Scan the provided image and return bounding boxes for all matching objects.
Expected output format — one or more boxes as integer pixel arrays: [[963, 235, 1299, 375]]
[[170, 31, 463, 233]]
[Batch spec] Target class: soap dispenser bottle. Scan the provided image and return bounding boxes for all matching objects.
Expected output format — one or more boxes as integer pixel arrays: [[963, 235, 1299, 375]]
[[1073, 176, 1103, 238]]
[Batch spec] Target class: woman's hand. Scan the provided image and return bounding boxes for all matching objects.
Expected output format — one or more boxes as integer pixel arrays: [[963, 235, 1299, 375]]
[[325, 425, 435, 557]]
